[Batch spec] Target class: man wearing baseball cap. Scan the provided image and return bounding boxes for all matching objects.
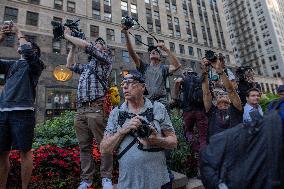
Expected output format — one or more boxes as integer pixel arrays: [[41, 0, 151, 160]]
[[101, 69, 177, 189], [64, 27, 113, 189]]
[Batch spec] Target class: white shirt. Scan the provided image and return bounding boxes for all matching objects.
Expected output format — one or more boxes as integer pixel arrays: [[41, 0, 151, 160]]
[[243, 103, 263, 123]]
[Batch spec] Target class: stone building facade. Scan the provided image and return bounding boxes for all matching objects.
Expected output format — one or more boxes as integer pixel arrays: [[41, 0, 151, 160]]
[[0, 0, 281, 122]]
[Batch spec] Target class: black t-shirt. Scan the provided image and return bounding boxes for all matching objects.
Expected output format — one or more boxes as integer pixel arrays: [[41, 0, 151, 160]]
[[207, 104, 243, 138]]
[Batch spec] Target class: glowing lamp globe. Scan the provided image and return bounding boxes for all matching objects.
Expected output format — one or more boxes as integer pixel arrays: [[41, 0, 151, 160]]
[[53, 65, 73, 82]]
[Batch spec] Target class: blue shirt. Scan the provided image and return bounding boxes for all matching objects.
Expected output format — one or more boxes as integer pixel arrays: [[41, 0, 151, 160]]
[[243, 103, 263, 123], [71, 43, 112, 107]]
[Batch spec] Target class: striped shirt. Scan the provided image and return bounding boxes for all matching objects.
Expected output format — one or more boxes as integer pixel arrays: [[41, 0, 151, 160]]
[[71, 43, 112, 107]]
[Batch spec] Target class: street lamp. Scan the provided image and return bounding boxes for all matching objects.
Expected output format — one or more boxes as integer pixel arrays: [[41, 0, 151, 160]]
[[53, 65, 73, 82]]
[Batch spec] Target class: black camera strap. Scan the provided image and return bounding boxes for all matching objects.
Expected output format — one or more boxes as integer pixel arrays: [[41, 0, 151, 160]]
[[117, 136, 137, 160]]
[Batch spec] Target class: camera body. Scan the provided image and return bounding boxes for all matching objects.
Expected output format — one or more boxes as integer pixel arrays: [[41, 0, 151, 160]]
[[51, 19, 86, 40], [205, 50, 218, 63], [131, 119, 153, 138], [236, 66, 252, 82], [121, 16, 135, 30]]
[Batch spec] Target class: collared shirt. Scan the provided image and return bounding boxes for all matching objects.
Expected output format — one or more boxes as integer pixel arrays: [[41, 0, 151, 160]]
[[104, 98, 174, 189], [243, 103, 263, 123], [71, 43, 112, 107]]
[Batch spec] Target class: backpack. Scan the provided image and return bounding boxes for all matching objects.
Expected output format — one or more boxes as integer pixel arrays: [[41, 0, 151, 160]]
[[182, 73, 203, 106]]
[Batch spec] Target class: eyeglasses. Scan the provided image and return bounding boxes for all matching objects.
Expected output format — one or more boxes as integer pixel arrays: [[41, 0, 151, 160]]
[[120, 79, 140, 87]]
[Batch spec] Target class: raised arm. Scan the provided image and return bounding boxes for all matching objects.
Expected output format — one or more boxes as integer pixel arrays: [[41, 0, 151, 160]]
[[64, 27, 90, 49], [201, 60, 212, 112], [157, 43, 181, 73], [172, 77, 183, 99], [212, 59, 242, 112], [121, 27, 141, 67], [66, 45, 76, 69]]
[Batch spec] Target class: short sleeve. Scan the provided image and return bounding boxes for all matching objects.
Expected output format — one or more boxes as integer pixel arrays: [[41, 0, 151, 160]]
[[104, 107, 120, 136], [137, 60, 148, 75], [153, 102, 175, 132]]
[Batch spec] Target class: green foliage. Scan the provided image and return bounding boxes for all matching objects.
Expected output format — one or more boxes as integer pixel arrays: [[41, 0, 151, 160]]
[[260, 93, 279, 112], [33, 111, 77, 149], [169, 110, 197, 177]]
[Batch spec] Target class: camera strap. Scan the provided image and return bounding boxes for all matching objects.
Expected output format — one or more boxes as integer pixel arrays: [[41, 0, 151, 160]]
[[117, 136, 137, 160]]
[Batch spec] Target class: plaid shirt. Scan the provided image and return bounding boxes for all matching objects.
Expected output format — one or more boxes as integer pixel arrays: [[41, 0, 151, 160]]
[[71, 43, 112, 107]]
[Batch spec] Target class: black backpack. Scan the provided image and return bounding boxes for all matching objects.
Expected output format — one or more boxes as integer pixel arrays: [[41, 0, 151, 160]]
[[182, 73, 203, 105]]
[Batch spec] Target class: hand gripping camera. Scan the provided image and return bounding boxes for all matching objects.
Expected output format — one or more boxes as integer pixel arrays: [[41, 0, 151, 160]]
[[121, 16, 139, 30], [51, 18, 86, 40], [131, 119, 153, 138], [204, 50, 225, 65]]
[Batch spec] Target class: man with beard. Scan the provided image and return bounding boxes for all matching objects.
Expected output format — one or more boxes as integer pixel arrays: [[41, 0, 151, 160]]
[[201, 57, 243, 138]]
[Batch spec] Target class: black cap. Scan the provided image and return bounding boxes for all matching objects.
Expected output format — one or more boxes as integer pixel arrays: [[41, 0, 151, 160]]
[[148, 45, 161, 56], [95, 37, 106, 46], [122, 70, 149, 95], [277, 85, 284, 93]]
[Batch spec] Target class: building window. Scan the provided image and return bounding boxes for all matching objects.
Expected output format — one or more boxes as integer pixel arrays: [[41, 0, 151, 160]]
[[122, 50, 130, 64], [26, 11, 39, 26], [67, 1, 76, 13], [147, 23, 153, 32], [146, 8, 152, 18], [92, 10, 100, 19], [165, 2, 170, 10], [179, 44, 185, 54], [147, 37, 154, 46], [135, 35, 142, 46], [152, 0, 158, 6], [104, 0, 111, 6], [172, 4, 177, 13], [104, 13, 112, 21], [53, 16, 62, 23], [131, 4, 137, 14], [54, 0, 63, 10], [4, 7, 18, 22], [121, 32, 126, 44], [28, 0, 40, 5], [197, 48, 202, 58], [121, 1, 128, 11], [106, 28, 115, 41], [145, 0, 150, 3], [169, 42, 175, 52], [176, 31, 181, 38], [188, 46, 194, 56], [90, 25, 99, 38], [153, 11, 160, 20], [156, 25, 161, 34], [52, 39, 61, 53]]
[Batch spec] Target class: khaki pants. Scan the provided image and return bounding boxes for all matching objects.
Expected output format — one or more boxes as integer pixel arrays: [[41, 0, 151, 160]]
[[75, 101, 113, 181]]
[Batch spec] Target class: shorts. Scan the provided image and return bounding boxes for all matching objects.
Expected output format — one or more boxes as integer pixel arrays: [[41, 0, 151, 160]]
[[0, 110, 35, 152]]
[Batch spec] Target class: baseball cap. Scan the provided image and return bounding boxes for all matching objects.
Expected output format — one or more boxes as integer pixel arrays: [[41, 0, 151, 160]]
[[277, 85, 284, 94], [122, 70, 149, 95]]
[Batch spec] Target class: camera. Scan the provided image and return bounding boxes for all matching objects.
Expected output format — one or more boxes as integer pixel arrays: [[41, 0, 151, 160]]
[[51, 19, 86, 40], [2, 20, 14, 33], [131, 119, 153, 138], [236, 66, 252, 81], [204, 50, 225, 66], [121, 16, 136, 30]]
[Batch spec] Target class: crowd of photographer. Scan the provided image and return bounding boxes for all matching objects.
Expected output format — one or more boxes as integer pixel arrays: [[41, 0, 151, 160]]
[[0, 17, 283, 189]]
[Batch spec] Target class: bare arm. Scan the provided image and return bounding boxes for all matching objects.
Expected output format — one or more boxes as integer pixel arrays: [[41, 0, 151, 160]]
[[201, 60, 212, 112], [172, 77, 183, 99], [147, 130, 178, 149], [158, 43, 181, 73], [64, 27, 90, 49], [66, 45, 76, 69], [212, 60, 242, 112], [122, 28, 140, 67]]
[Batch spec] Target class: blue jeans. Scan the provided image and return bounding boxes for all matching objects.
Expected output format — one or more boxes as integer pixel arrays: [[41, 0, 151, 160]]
[[0, 110, 35, 152]]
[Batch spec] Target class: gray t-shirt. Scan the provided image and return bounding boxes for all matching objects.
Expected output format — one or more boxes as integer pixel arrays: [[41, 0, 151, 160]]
[[137, 61, 171, 105], [105, 98, 175, 189]]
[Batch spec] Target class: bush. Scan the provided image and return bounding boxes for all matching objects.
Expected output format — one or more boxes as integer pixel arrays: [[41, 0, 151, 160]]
[[7, 145, 101, 189], [33, 111, 77, 149], [169, 110, 197, 177], [260, 93, 279, 112]]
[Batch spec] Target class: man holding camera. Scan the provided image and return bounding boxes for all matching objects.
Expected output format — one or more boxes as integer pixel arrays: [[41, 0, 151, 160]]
[[201, 57, 243, 138], [100, 70, 177, 189], [0, 24, 44, 189], [64, 28, 113, 189], [121, 26, 181, 106]]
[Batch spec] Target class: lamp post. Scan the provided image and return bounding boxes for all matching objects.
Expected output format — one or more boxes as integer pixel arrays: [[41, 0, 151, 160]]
[[53, 65, 73, 82]]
